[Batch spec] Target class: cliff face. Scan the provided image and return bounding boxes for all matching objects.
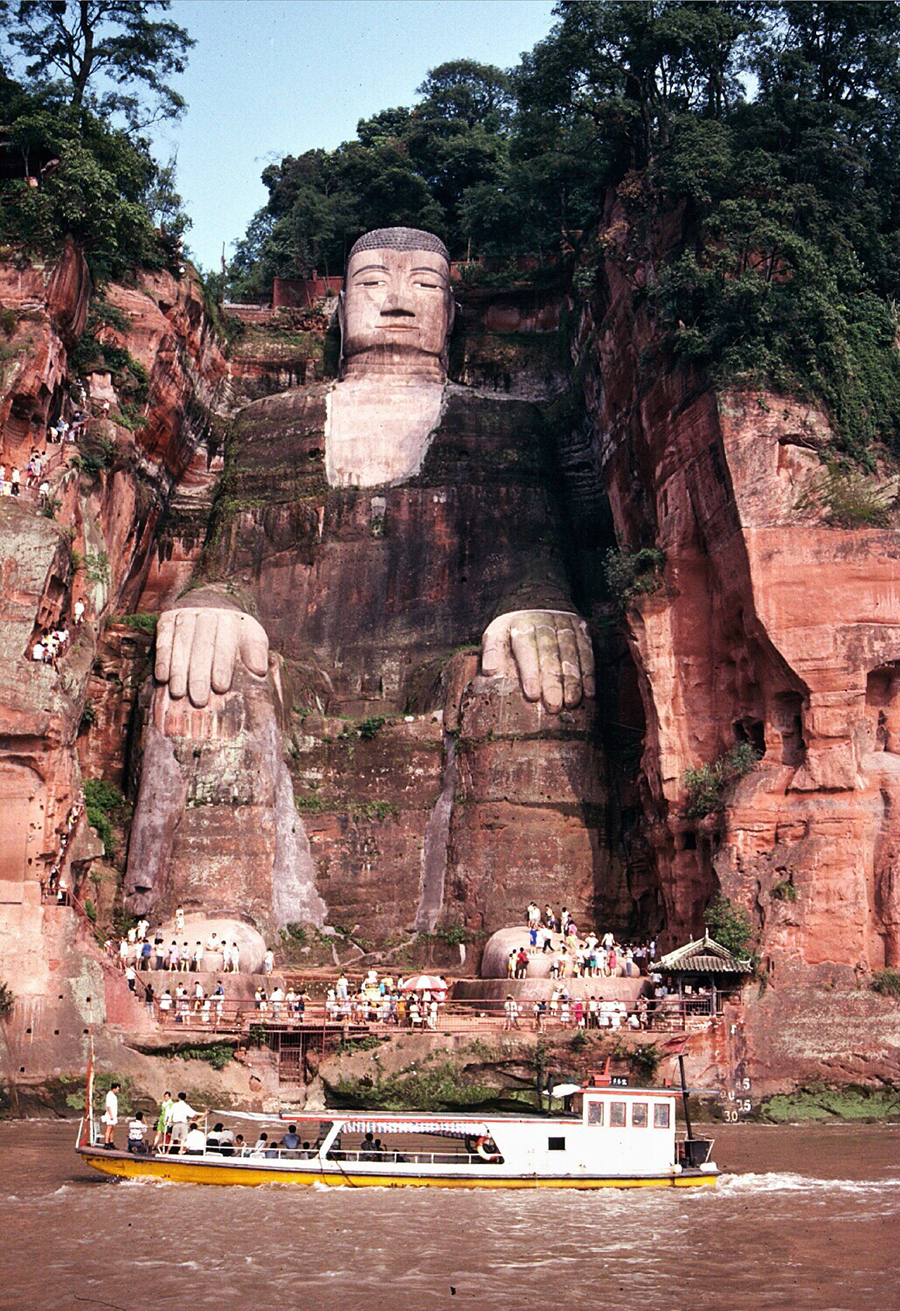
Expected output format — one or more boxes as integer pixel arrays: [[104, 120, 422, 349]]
[[2, 230, 898, 1096], [579, 197, 900, 1086], [0, 246, 229, 1082]]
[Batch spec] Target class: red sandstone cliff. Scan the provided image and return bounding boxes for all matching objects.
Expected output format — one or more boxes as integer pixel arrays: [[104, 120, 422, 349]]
[[579, 194, 900, 1088], [0, 245, 229, 1083]]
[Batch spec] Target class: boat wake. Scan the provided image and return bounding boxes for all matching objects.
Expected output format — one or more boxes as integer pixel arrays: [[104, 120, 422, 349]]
[[719, 1171, 900, 1194]]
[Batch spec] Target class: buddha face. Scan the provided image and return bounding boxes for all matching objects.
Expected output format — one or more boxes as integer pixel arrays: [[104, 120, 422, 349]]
[[342, 246, 452, 367]]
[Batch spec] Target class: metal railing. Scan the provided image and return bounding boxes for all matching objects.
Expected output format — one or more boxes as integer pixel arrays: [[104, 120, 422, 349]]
[[113, 1141, 498, 1167], [145, 993, 723, 1038]]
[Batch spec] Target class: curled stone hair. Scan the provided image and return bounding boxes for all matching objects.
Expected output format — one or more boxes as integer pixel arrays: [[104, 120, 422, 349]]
[[348, 227, 450, 263]]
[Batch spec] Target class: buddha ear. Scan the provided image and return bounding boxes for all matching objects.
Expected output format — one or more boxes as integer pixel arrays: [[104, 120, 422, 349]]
[[440, 290, 457, 375], [337, 290, 346, 378]]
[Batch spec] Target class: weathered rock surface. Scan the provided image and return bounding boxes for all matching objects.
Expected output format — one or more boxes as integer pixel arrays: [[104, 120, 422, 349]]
[[4, 222, 900, 1101], [579, 191, 900, 1083]]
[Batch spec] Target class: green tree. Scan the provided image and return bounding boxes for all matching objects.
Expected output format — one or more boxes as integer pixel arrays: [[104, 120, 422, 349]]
[[703, 894, 754, 958], [4, 0, 194, 130], [416, 59, 514, 131]]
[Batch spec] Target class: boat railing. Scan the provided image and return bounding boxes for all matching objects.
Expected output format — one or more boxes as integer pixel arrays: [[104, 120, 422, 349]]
[[102, 1141, 502, 1167]]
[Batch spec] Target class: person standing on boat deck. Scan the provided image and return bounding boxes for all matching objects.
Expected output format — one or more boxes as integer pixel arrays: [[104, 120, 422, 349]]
[[167, 1092, 200, 1152], [102, 1082, 120, 1148], [154, 1091, 173, 1150]]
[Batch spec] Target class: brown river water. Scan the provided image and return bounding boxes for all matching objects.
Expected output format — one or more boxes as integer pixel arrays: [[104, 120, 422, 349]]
[[0, 1121, 897, 1311]]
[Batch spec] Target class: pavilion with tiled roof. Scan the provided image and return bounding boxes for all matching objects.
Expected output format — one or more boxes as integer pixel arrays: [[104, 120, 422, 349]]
[[653, 934, 751, 1012]]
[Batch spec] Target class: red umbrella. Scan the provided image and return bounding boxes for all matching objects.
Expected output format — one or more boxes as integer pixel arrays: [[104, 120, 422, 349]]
[[400, 974, 446, 992]]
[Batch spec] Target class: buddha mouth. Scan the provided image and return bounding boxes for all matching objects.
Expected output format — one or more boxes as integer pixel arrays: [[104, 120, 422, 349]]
[[377, 324, 416, 330]]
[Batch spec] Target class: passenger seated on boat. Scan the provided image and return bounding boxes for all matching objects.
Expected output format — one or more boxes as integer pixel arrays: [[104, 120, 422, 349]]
[[279, 1126, 301, 1159], [127, 1113, 149, 1155], [234, 1134, 248, 1156], [218, 1126, 236, 1156], [183, 1123, 207, 1156], [359, 1132, 379, 1161], [251, 1133, 270, 1155], [297, 1141, 313, 1159], [206, 1123, 225, 1153]]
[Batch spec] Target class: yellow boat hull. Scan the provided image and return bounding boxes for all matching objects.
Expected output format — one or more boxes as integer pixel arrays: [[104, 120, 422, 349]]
[[78, 1150, 716, 1190]]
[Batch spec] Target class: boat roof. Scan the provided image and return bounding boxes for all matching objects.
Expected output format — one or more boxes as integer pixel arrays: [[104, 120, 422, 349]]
[[264, 1088, 676, 1127]]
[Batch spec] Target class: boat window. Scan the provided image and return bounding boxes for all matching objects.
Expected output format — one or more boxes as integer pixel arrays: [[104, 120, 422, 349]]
[[609, 1101, 626, 1127], [654, 1102, 671, 1128], [632, 1102, 648, 1128], [587, 1101, 604, 1126], [548, 1136, 566, 1151]]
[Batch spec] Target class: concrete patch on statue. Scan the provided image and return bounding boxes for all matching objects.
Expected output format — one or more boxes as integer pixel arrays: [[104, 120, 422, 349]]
[[125, 723, 188, 915], [325, 379, 446, 487], [414, 734, 457, 932], [260, 715, 325, 927]]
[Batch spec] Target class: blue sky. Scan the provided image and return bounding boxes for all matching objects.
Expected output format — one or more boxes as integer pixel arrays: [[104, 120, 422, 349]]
[[160, 1, 556, 270]]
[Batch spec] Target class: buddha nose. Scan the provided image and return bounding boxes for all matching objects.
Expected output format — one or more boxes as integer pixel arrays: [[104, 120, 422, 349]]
[[380, 287, 415, 317]]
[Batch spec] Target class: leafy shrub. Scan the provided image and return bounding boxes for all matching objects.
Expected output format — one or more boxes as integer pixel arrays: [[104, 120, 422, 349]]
[[871, 968, 900, 998], [358, 715, 386, 740], [622, 1042, 661, 1082], [0, 307, 17, 337], [434, 923, 468, 946], [704, 895, 754, 959], [683, 742, 760, 818], [79, 699, 97, 729], [84, 779, 123, 857], [796, 464, 894, 528], [83, 551, 110, 584], [280, 922, 308, 948], [0, 981, 14, 1019], [121, 612, 158, 634], [771, 879, 798, 903], [604, 547, 665, 607], [177, 1045, 234, 1071]]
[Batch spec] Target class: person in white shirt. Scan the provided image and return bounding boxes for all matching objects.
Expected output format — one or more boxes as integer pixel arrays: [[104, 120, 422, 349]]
[[102, 1082, 120, 1147], [263, 949, 274, 975], [127, 1112, 149, 1155], [165, 1092, 199, 1151], [182, 1123, 207, 1156], [73, 599, 85, 624]]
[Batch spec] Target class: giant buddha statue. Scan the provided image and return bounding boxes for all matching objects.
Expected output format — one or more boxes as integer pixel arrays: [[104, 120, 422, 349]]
[[126, 228, 604, 958]]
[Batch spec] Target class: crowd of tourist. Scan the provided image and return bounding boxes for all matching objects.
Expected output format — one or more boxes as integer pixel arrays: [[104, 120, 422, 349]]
[[42, 800, 83, 905], [31, 622, 73, 667], [514, 902, 657, 981], [113, 921, 245, 975], [321, 968, 449, 1029]]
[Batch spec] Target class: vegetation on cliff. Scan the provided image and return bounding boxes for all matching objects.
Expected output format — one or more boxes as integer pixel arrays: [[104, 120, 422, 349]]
[[0, 2, 193, 278], [232, 2, 900, 460]]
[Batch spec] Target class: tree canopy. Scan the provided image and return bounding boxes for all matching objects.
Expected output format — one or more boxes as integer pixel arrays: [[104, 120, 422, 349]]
[[0, 1, 194, 278], [230, 1, 900, 460], [4, 1, 194, 130]]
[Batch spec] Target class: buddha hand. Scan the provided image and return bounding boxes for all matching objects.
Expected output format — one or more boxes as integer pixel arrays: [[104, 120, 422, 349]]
[[154, 606, 270, 708], [481, 610, 595, 713]]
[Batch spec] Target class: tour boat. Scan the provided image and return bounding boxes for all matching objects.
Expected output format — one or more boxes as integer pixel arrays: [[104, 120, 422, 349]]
[[76, 1080, 718, 1190]]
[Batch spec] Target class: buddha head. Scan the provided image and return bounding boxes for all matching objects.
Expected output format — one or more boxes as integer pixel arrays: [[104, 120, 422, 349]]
[[339, 227, 454, 379]]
